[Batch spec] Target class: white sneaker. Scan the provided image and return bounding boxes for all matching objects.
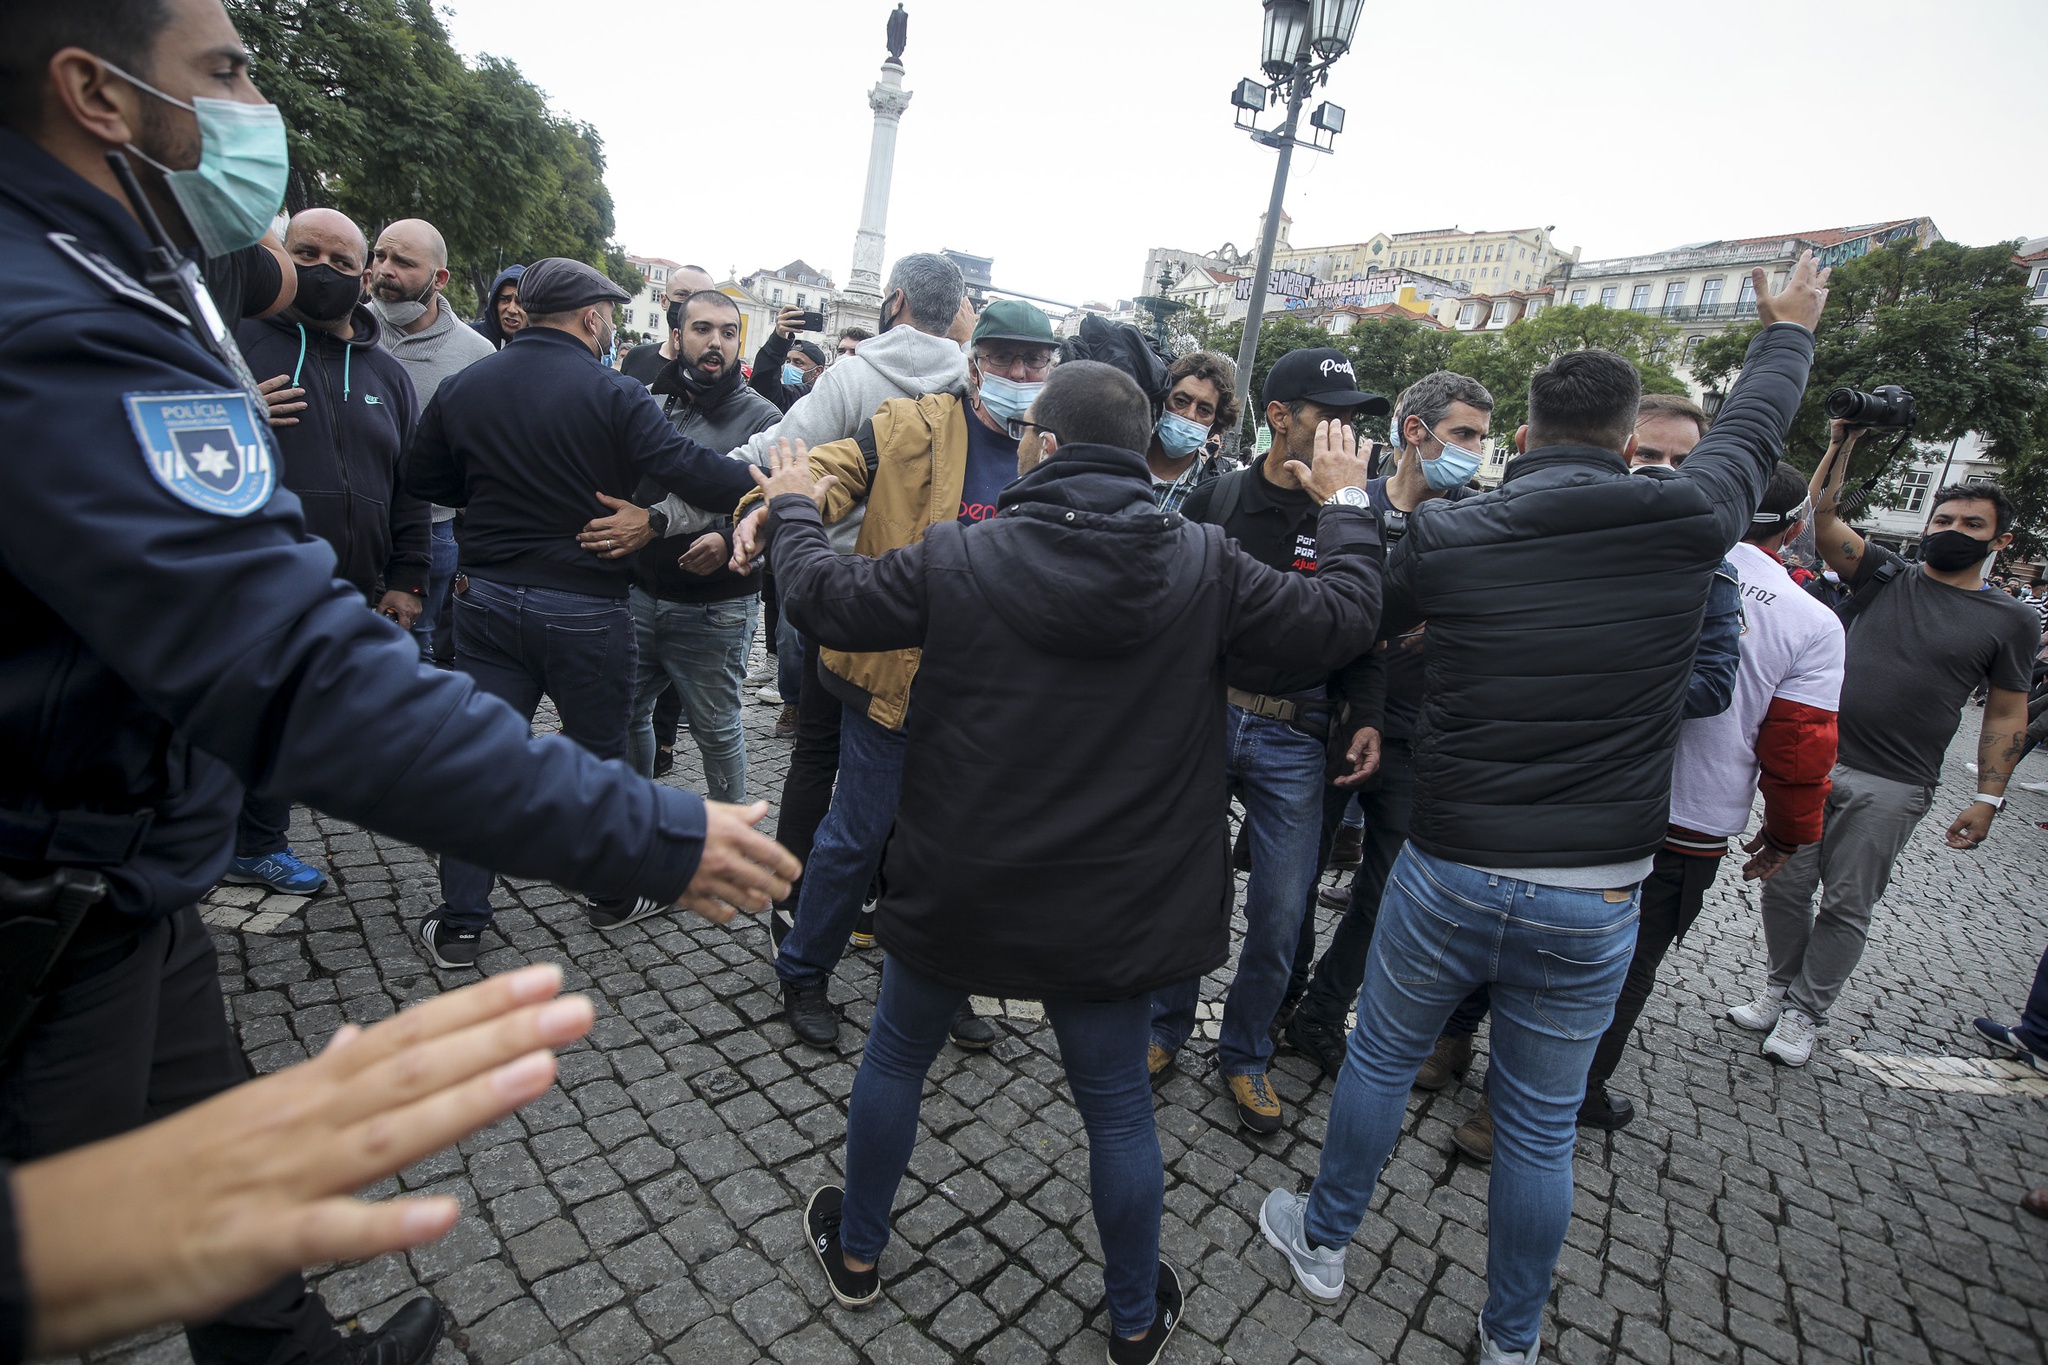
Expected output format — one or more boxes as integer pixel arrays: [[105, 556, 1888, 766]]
[[755, 686, 782, 706], [1259, 1188, 1345, 1301], [1477, 1317, 1540, 1365], [1727, 985, 1787, 1031], [2019, 781, 2048, 795], [1762, 1007, 1819, 1066], [745, 665, 774, 686], [1966, 762, 1979, 774]]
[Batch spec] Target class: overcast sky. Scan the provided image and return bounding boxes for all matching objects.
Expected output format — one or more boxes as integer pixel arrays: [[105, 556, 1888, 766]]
[[435, 0, 2047, 305]]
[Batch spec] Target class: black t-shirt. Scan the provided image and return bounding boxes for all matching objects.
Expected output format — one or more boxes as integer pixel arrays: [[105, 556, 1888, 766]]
[[200, 241, 284, 326], [619, 342, 667, 388], [1837, 543, 2040, 787], [1183, 462, 1333, 701], [958, 409, 1014, 524]]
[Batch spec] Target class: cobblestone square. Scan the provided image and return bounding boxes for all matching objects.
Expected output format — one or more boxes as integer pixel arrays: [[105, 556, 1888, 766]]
[[84, 670, 2048, 1365]]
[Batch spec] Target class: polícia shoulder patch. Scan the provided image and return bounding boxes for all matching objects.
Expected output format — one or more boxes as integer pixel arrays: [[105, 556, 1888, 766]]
[[123, 390, 274, 516]]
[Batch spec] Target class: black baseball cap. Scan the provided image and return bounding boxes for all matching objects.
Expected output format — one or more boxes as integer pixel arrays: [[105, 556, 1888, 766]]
[[1261, 347, 1391, 415], [515, 257, 631, 314]]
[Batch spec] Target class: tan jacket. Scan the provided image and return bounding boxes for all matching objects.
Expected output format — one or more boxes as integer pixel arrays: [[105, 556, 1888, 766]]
[[748, 391, 973, 730]]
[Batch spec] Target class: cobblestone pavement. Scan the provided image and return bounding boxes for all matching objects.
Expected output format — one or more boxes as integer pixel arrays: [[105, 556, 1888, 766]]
[[84, 661, 2048, 1365]]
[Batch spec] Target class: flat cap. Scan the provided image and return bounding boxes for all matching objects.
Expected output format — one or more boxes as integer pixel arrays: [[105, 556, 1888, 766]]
[[515, 257, 631, 314]]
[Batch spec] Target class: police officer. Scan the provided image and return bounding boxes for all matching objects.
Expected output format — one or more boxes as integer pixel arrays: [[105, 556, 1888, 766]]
[[0, 6, 799, 1365]]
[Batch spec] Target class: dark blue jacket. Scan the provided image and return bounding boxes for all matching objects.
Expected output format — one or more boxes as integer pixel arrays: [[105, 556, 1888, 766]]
[[0, 128, 711, 920], [236, 307, 429, 600], [1685, 558, 1742, 721], [405, 327, 758, 599], [471, 262, 525, 349]]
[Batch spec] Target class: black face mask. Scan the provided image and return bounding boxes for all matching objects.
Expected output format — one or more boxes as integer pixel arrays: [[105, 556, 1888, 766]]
[[666, 299, 685, 332], [294, 261, 361, 323], [1920, 528, 1995, 573]]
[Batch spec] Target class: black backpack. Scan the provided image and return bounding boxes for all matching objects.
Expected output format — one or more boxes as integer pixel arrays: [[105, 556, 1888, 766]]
[[1058, 315, 1170, 412]]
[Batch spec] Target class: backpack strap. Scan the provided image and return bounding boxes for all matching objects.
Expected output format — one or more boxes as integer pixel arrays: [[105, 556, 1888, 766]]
[[854, 417, 879, 487], [1834, 555, 1905, 632], [1208, 465, 1250, 528]]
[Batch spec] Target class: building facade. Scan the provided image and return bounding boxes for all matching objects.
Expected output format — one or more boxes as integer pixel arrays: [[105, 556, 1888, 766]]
[[1271, 223, 1577, 297]]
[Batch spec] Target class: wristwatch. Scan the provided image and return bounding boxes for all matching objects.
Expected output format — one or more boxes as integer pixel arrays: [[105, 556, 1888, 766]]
[[645, 506, 669, 538], [1325, 485, 1370, 509]]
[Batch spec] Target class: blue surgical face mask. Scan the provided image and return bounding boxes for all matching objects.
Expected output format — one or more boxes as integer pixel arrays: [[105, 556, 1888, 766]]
[[781, 362, 805, 388], [1156, 410, 1210, 457], [100, 60, 289, 259], [975, 368, 1043, 426], [1420, 423, 1483, 491]]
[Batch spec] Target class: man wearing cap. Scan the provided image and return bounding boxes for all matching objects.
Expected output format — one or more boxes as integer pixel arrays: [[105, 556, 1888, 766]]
[[1147, 346, 1390, 1134], [741, 298, 1058, 1052], [402, 256, 762, 969]]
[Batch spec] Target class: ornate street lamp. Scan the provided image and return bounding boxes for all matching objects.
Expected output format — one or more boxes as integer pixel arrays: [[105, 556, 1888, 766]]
[[1229, 0, 1362, 419]]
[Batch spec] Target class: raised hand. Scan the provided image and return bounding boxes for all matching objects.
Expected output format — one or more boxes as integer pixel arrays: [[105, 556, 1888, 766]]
[[1754, 249, 1831, 332]]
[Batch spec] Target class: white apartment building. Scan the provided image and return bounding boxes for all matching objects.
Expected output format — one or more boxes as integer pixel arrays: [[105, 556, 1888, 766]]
[[1275, 223, 1577, 296]]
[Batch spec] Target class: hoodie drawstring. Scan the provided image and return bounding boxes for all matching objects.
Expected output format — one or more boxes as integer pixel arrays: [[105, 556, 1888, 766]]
[[290, 322, 308, 389], [291, 321, 351, 401]]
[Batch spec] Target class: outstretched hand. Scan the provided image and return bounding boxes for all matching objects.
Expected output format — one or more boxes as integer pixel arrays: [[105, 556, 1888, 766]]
[[749, 438, 839, 507], [1754, 249, 1831, 332], [678, 800, 801, 922]]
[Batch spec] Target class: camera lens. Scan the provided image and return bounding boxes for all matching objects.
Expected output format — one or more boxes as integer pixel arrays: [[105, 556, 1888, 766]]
[[1824, 387, 1867, 422]]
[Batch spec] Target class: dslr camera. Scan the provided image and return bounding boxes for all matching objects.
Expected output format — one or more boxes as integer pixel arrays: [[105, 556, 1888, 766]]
[[1824, 384, 1915, 430]]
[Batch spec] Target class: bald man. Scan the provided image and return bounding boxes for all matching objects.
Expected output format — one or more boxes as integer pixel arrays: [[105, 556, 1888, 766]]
[[225, 207, 431, 895], [620, 262, 717, 385], [370, 217, 495, 663]]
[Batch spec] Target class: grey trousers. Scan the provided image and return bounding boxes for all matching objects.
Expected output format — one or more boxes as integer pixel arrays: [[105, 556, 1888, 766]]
[[1758, 762, 1933, 1024]]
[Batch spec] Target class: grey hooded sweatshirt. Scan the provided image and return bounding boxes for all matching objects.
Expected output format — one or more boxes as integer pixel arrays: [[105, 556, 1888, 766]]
[[376, 294, 496, 522]]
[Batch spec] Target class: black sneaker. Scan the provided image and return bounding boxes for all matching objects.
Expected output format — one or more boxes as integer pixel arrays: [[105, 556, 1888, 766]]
[[806, 1186, 880, 1309], [342, 1296, 443, 1365], [1106, 1260, 1184, 1365], [421, 915, 481, 970], [1577, 1083, 1636, 1131], [1284, 1009, 1347, 1081], [783, 978, 839, 1048], [587, 895, 667, 930], [652, 745, 675, 776], [849, 907, 877, 949], [948, 1002, 999, 1051]]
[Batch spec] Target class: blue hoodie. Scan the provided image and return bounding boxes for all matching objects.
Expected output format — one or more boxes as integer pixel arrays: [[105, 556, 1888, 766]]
[[471, 262, 526, 349]]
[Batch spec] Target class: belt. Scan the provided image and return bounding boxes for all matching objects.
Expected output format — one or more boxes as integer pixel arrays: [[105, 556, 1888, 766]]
[[1226, 688, 1334, 740]]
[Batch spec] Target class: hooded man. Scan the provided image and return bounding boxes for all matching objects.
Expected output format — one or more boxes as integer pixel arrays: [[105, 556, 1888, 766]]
[[367, 216, 495, 665], [471, 262, 525, 348]]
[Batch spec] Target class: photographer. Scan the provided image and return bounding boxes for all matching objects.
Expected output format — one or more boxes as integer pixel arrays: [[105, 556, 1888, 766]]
[[1726, 417, 2040, 1067], [751, 304, 830, 413]]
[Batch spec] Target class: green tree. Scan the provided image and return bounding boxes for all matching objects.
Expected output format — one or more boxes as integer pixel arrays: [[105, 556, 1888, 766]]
[[1691, 240, 2048, 547], [1448, 304, 1688, 434], [229, 0, 641, 314]]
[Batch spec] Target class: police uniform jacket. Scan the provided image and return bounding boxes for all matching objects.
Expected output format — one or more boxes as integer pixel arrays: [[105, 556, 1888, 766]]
[[0, 127, 717, 922]]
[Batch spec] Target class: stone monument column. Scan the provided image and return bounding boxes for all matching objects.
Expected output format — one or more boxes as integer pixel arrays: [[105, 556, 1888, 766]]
[[842, 9, 912, 324]]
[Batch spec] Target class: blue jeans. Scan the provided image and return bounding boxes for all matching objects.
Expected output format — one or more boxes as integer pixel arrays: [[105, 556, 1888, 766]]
[[1303, 846, 1639, 1353], [626, 587, 749, 801], [840, 958, 1162, 1338], [412, 518, 459, 664], [437, 575, 635, 930], [1151, 706, 1327, 1075], [775, 704, 904, 987]]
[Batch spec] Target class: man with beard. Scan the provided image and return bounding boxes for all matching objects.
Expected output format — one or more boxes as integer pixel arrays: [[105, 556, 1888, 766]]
[[621, 290, 782, 800], [620, 264, 716, 386], [366, 216, 495, 666], [226, 206, 428, 896]]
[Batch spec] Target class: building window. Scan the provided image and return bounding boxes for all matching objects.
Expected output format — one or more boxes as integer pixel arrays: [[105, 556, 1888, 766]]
[[796, 293, 806, 307], [1600, 286, 1618, 307], [1899, 468, 1930, 514], [772, 288, 784, 303], [1663, 281, 1687, 310], [1571, 288, 1587, 305], [1700, 277, 1723, 307], [1737, 276, 1757, 306], [1525, 300, 1543, 318], [1630, 283, 1653, 310], [2035, 272, 2048, 298], [1458, 302, 1479, 326], [1682, 335, 1702, 363], [1489, 300, 1509, 325]]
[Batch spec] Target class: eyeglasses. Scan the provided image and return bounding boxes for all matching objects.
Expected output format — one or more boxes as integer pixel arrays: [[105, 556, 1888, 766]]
[[1006, 418, 1056, 441], [978, 350, 1055, 378]]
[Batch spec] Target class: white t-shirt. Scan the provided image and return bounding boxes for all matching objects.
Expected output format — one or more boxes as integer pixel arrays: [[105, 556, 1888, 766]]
[[1669, 541, 1846, 837]]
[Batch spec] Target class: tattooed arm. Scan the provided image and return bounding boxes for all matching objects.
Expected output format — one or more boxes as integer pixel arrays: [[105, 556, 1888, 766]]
[[1947, 685, 2029, 850], [1808, 419, 1870, 584]]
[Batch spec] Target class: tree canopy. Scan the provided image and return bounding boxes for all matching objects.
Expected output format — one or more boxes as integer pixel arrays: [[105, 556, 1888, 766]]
[[1691, 240, 2048, 548], [230, 0, 641, 315]]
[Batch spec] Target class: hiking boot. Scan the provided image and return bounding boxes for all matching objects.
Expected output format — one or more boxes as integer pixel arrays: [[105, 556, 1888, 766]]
[[1105, 1260, 1185, 1365], [783, 978, 838, 1048], [1284, 1010, 1347, 1082], [1330, 825, 1364, 870], [1229, 1070, 1283, 1134], [340, 1296, 443, 1365], [1727, 984, 1787, 1031], [805, 1186, 880, 1309], [420, 915, 481, 970], [1259, 1187, 1345, 1301], [775, 704, 799, 738], [948, 1003, 999, 1051], [1452, 1096, 1494, 1162], [1148, 1044, 1174, 1079], [1577, 1082, 1635, 1131], [1414, 1033, 1473, 1091], [222, 848, 328, 895], [587, 895, 667, 930], [1762, 1007, 1819, 1066]]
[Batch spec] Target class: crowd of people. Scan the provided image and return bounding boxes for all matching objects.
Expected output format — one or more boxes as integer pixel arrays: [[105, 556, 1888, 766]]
[[3, 3, 2047, 1365]]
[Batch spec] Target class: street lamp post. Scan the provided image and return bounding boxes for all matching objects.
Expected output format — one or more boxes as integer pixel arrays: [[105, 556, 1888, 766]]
[[1229, 0, 1364, 421]]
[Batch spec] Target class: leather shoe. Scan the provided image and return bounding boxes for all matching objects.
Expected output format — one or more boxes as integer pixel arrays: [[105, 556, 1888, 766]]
[[1414, 1033, 1473, 1091], [1317, 883, 1350, 911], [783, 979, 838, 1048], [343, 1297, 443, 1365], [1577, 1083, 1635, 1131], [1285, 1010, 1347, 1081], [1451, 1096, 1493, 1162], [1329, 825, 1363, 870]]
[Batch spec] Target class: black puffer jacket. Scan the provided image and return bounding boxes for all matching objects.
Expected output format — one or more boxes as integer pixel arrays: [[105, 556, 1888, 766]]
[[1382, 321, 1815, 870], [768, 443, 1384, 1000]]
